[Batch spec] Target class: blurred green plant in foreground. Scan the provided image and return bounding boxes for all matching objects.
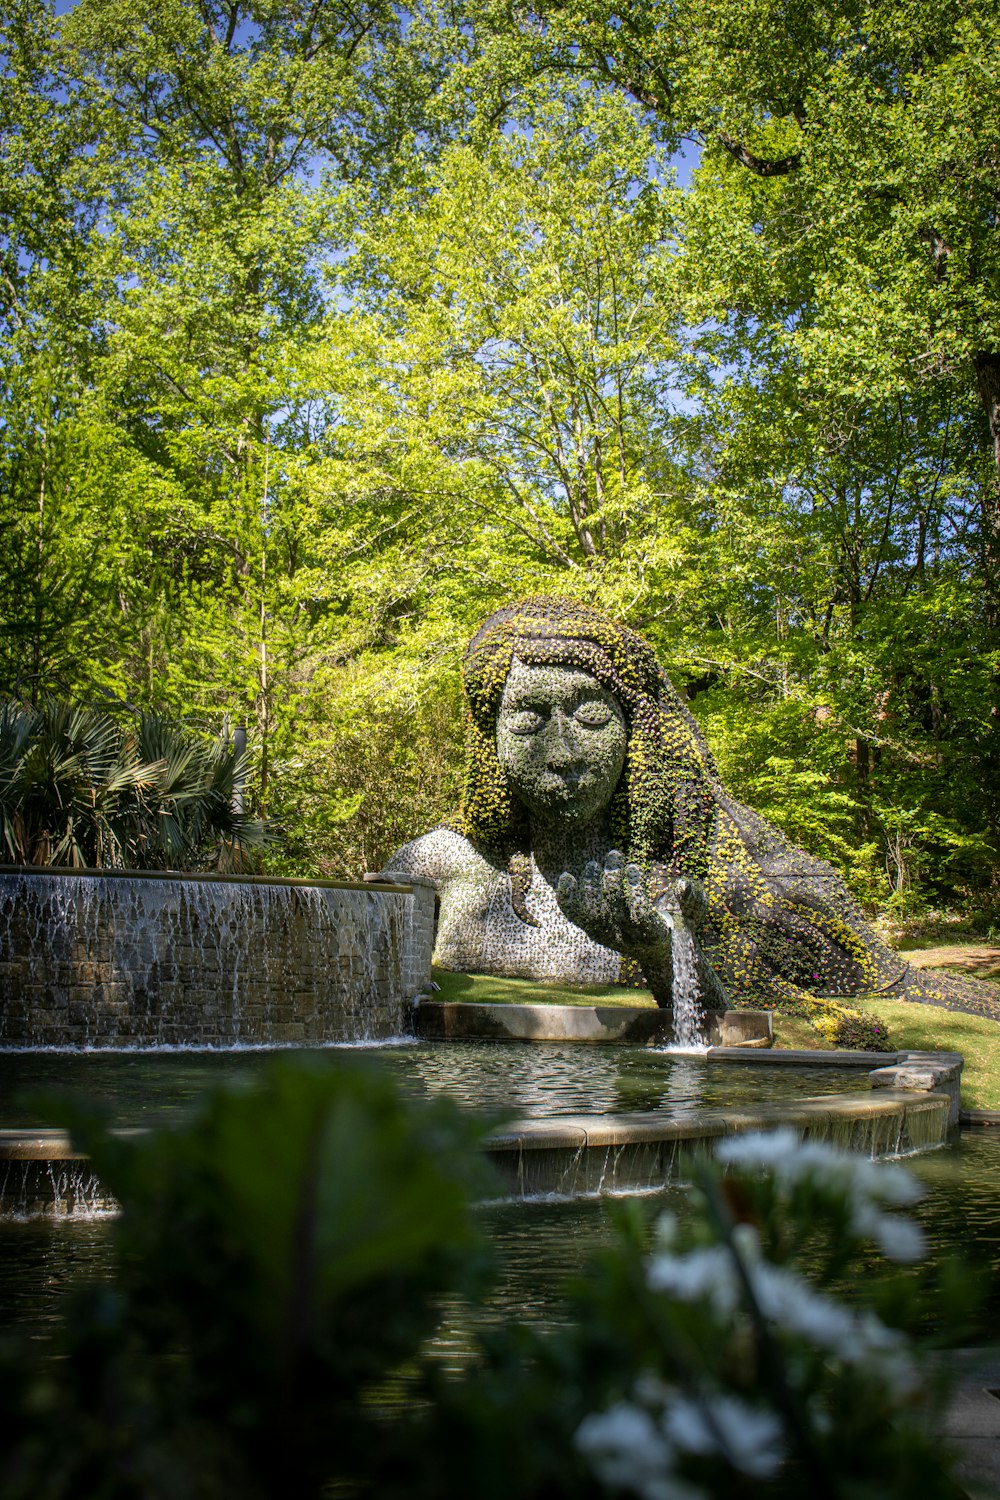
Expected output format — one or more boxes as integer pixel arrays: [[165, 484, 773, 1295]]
[[0, 1060, 974, 1499]]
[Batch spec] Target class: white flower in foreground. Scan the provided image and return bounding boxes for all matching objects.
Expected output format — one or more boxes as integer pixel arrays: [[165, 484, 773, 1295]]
[[849, 1198, 927, 1261], [646, 1227, 918, 1398], [747, 1260, 918, 1395], [653, 1212, 680, 1251], [646, 1243, 742, 1318], [664, 1394, 785, 1477], [715, 1129, 926, 1261], [576, 1386, 784, 1497], [575, 1402, 703, 1500]]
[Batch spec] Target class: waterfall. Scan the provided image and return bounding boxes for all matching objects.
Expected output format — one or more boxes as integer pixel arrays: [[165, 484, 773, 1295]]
[[670, 921, 704, 1049], [0, 870, 433, 1048]]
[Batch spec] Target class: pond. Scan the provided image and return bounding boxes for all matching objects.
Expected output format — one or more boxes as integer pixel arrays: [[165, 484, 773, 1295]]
[[0, 1040, 872, 1129], [5, 1132, 1000, 1354], [1, 1039, 996, 1356]]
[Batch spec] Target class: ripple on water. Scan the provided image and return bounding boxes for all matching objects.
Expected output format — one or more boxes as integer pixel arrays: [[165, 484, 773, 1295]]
[[0, 1042, 871, 1129], [4, 1134, 1000, 1355]]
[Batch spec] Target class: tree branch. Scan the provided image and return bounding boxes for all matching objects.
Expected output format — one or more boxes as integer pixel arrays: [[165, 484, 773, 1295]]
[[717, 131, 801, 176]]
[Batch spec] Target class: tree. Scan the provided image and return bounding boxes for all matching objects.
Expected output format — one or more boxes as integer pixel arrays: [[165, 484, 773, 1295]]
[[315, 89, 698, 640], [679, 353, 994, 908], [456, 0, 1000, 598], [0, 0, 121, 698], [429, 0, 1000, 906], [250, 88, 711, 872], [0, 698, 271, 868], [0, 0, 459, 797]]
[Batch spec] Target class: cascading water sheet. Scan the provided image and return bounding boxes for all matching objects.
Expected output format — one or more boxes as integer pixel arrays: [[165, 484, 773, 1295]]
[[670, 924, 704, 1049], [0, 870, 433, 1047]]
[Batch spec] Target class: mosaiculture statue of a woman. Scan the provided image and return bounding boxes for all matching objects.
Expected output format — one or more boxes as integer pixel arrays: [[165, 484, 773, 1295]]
[[380, 597, 970, 1026]]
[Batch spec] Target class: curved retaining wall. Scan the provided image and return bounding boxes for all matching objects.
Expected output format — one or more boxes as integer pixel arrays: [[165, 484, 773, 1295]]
[[485, 1089, 950, 1199], [0, 1085, 951, 1216], [0, 868, 437, 1047]]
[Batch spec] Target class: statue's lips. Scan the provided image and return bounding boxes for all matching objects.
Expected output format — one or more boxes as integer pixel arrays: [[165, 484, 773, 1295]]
[[538, 769, 594, 799]]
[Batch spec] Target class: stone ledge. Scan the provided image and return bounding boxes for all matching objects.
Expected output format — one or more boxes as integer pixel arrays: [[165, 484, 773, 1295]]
[[412, 999, 675, 1044], [0, 1126, 146, 1161], [483, 1091, 950, 1196], [486, 1090, 948, 1154], [3, 1091, 945, 1165], [363, 871, 440, 892], [416, 1000, 904, 1056], [870, 1051, 963, 1125], [6, 1091, 941, 1166], [1, 1090, 952, 1215], [707, 1047, 900, 1066], [0, 863, 420, 894]]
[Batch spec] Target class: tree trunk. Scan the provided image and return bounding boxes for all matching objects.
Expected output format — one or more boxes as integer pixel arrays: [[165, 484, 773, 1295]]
[[973, 353, 1000, 836], [854, 736, 873, 840], [973, 351, 1000, 622]]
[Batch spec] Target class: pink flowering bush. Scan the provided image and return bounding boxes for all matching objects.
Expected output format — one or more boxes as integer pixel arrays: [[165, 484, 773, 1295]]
[[831, 1010, 894, 1051]]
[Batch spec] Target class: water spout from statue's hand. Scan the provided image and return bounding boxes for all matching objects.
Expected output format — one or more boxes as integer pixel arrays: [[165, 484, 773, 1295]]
[[555, 856, 726, 1021], [672, 875, 708, 926]]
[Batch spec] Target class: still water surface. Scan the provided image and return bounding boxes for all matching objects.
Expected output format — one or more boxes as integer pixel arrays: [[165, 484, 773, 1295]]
[[3, 1042, 998, 1351], [6, 1134, 1000, 1351], [0, 1040, 869, 1127]]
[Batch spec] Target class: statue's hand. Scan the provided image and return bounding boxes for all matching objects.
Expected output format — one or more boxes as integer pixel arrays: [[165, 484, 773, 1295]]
[[671, 875, 708, 926], [556, 850, 670, 970]]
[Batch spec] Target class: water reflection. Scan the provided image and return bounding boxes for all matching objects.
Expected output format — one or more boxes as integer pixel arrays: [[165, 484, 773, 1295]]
[[0, 1044, 868, 1129], [7, 1134, 1000, 1355], [0, 1216, 113, 1337], [6, 1041, 978, 1364], [656, 1056, 707, 1119]]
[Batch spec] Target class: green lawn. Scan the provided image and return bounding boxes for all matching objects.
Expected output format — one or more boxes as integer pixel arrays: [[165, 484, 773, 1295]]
[[772, 997, 1000, 1108], [430, 968, 657, 1007], [849, 995, 1000, 1111]]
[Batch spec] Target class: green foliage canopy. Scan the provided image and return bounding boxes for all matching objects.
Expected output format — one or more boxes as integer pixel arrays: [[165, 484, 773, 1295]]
[[0, 0, 995, 913]]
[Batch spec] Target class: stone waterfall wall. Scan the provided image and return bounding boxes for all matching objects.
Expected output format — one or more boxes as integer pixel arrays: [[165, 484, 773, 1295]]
[[0, 869, 437, 1047]]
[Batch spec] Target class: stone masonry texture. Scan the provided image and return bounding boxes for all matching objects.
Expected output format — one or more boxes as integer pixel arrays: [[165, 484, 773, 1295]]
[[0, 870, 437, 1047]]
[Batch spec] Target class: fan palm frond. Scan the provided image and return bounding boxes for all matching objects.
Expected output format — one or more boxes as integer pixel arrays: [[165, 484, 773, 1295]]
[[0, 700, 276, 871]]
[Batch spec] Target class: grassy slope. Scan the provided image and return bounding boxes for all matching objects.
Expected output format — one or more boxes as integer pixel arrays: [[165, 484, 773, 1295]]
[[849, 995, 1000, 1111], [430, 964, 1000, 1110], [430, 968, 656, 1007]]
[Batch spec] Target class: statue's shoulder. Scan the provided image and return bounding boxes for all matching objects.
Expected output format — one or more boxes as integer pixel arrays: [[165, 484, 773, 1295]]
[[379, 826, 492, 886]]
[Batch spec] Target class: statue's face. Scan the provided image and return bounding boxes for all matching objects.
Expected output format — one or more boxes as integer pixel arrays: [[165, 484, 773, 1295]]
[[496, 658, 627, 826]]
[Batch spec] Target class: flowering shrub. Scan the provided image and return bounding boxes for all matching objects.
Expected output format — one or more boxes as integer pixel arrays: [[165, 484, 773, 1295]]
[[805, 996, 894, 1051], [423, 1128, 967, 1500], [570, 1131, 957, 1500], [829, 1008, 894, 1051]]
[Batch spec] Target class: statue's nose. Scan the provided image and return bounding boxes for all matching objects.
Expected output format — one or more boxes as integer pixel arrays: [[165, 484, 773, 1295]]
[[546, 709, 583, 766]]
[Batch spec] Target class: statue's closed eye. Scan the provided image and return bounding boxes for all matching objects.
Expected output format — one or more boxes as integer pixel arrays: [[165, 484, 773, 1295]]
[[574, 702, 613, 728], [505, 709, 545, 735]]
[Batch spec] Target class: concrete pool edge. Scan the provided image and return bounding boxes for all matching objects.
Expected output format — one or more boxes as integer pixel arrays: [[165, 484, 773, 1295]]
[[414, 996, 965, 1129], [0, 1048, 964, 1167], [488, 1089, 950, 1151], [483, 1089, 951, 1197], [413, 998, 772, 1045], [0, 1054, 958, 1214], [0, 1078, 955, 1164]]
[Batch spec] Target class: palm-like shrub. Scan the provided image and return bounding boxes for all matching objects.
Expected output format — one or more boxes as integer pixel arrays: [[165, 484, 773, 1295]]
[[131, 714, 271, 871], [0, 699, 273, 871]]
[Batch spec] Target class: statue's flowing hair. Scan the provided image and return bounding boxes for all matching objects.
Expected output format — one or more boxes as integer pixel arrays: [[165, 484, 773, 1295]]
[[458, 597, 719, 877]]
